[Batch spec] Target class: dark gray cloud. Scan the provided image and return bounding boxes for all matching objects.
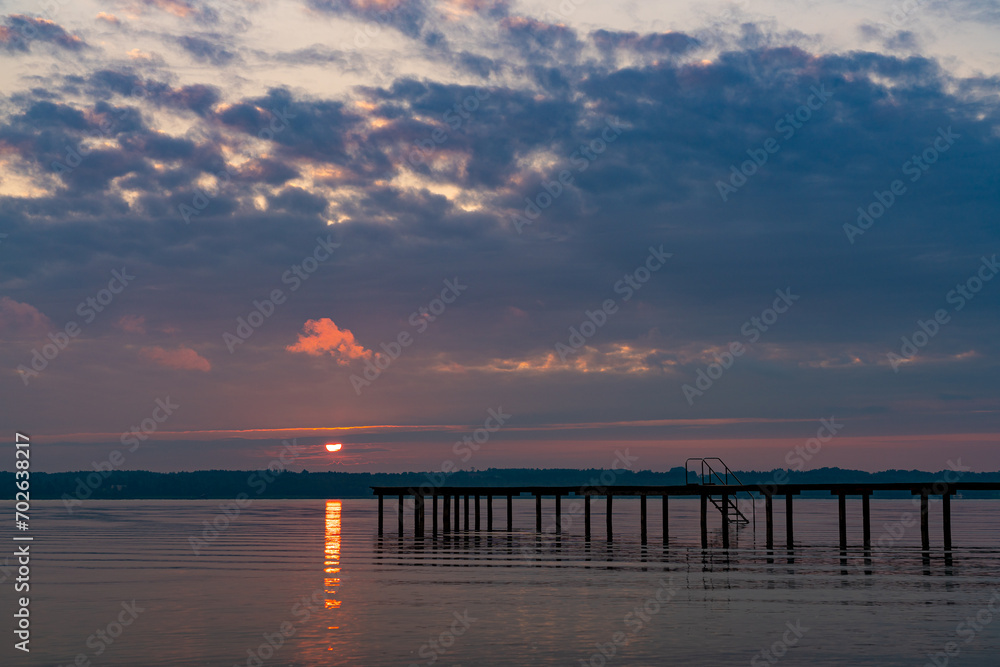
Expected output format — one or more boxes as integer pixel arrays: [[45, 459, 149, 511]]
[[0, 14, 88, 53], [176, 34, 237, 65]]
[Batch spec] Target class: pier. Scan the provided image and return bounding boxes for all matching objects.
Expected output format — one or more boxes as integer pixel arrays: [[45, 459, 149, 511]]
[[371, 480, 1000, 551]]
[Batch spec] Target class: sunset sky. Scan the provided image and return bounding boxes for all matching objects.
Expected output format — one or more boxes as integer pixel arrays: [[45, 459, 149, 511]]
[[1, 0, 998, 473]]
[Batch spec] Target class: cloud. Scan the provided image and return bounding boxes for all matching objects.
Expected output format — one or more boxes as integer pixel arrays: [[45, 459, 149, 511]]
[[286, 319, 373, 364], [95, 13, 122, 26], [176, 34, 237, 65], [116, 315, 147, 334], [0, 15, 88, 53], [139, 345, 211, 371], [0, 297, 52, 337]]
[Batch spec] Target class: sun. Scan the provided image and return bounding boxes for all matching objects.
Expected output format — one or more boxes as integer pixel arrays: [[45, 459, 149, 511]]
[[325, 442, 343, 452]]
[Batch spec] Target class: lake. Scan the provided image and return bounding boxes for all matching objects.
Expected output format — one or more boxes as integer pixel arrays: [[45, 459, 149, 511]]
[[4, 498, 1000, 666]]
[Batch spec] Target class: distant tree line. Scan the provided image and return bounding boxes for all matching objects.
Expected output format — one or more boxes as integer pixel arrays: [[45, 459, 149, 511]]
[[5, 466, 1000, 500]]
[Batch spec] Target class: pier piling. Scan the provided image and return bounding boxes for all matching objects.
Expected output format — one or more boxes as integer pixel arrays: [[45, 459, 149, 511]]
[[837, 493, 847, 550], [785, 493, 794, 550], [415, 494, 424, 538], [640, 494, 647, 545], [370, 481, 995, 552], [721, 493, 730, 549], [443, 494, 450, 534], [943, 492, 952, 551], [919, 489, 930, 551], [700, 492, 708, 548], [765, 493, 773, 550], [862, 492, 871, 550], [606, 493, 613, 542], [662, 495, 669, 545]]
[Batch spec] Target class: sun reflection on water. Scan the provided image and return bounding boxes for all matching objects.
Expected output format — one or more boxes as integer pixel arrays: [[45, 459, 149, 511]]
[[324, 500, 342, 610]]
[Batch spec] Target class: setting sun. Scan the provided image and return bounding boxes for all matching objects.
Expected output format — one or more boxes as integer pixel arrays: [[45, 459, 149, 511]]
[[325, 443, 343, 452]]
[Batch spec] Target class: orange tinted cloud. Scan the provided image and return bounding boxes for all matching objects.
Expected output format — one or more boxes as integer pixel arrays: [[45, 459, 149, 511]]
[[116, 314, 146, 334], [139, 345, 211, 371], [287, 318, 372, 365], [0, 297, 51, 337]]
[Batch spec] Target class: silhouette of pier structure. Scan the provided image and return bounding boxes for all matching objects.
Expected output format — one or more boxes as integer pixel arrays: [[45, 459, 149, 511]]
[[372, 458, 996, 552]]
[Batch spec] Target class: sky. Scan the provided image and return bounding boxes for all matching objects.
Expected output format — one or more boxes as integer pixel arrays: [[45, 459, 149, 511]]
[[0, 0, 998, 474]]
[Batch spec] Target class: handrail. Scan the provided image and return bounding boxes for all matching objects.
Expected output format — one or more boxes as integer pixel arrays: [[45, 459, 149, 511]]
[[685, 457, 756, 535]]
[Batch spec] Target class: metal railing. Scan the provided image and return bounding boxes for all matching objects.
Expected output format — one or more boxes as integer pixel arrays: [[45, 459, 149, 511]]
[[685, 457, 755, 532]]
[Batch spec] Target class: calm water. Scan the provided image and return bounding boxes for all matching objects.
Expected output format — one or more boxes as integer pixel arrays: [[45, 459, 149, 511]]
[[4, 498, 1000, 666]]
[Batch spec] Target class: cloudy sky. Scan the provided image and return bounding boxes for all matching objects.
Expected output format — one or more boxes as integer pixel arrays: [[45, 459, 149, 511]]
[[1, 0, 998, 474]]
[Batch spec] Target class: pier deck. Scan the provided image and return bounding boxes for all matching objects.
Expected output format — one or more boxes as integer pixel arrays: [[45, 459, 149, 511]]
[[371, 482, 1000, 551]]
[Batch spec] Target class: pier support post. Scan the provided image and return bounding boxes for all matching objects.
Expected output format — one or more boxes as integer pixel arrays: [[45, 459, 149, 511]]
[[464, 495, 470, 531], [721, 493, 730, 548], [415, 494, 424, 538], [378, 494, 384, 535], [662, 495, 669, 545], [432, 495, 438, 535], [943, 491, 952, 551], [640, 494, 648, 545], [700, 492, 708, 549], [838, 493, 847, 550], [507, 495, 513, 532], [862, 492, 871, 550], [765, 493, 773, 550], [454, 495, 460, 532], [785, 493, 794, 550], [919, 489, 930, 551], [585, 494, 591, 540], [606, 493, 614, 542], [535, 494, 542, 533], [475, 495, 481, 531], [398, 494, 404, 534], [555, 494, 562, 533], [443, 494, 450, 534], [487, 495, 493, 531]]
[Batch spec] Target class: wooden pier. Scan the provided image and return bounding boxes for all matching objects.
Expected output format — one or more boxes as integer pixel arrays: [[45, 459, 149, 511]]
[[371, 482, 1000, 551]]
